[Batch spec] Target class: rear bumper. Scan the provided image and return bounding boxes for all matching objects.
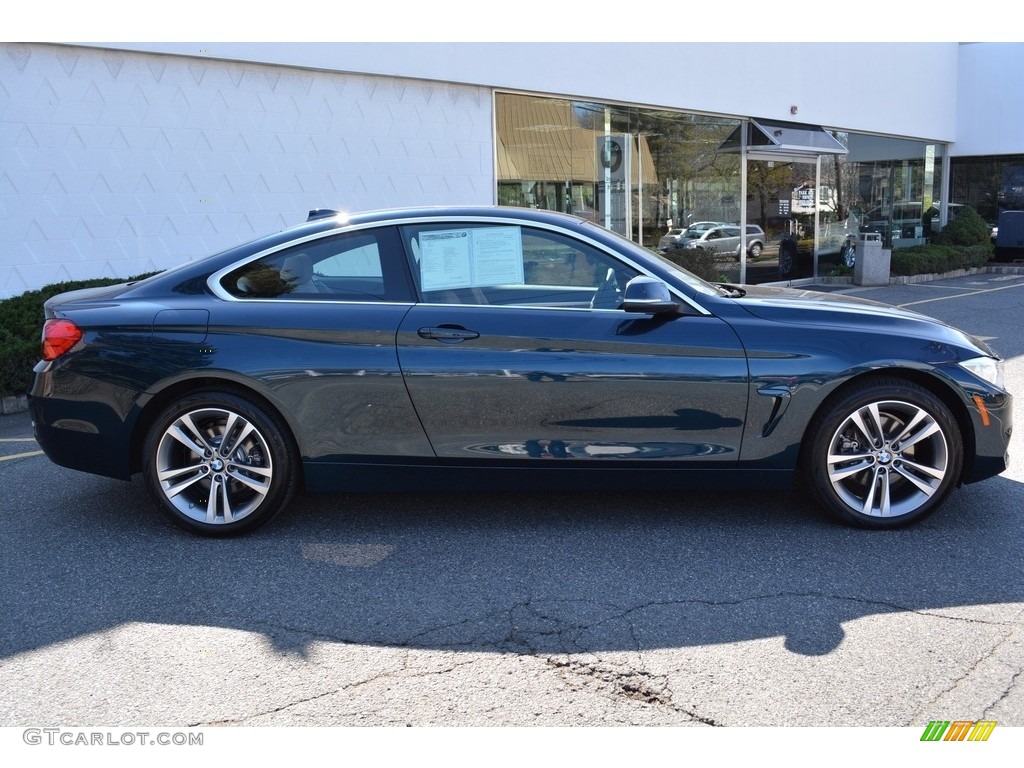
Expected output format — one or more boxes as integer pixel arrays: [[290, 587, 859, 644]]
[[29, 364, 137, 481]]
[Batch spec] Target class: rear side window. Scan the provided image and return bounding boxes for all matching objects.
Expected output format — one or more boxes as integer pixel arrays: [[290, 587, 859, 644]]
[[221, 229, 405, 301]]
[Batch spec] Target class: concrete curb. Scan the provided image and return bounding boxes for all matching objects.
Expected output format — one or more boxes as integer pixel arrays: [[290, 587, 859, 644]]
[[1, 394, 29, 415], [806, 263, 1024, 287]]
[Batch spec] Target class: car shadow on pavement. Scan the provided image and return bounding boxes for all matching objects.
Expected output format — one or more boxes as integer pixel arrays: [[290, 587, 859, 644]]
[[2, 462, 1021, 662]]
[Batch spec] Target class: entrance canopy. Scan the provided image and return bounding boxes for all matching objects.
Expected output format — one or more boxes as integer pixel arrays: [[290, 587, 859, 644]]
[[718, 118, 848, 163]]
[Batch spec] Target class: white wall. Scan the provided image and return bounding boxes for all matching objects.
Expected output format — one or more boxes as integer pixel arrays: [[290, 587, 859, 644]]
[[0, 43, 494, 298], [954, 43, 1024, 156], [4, 41, 1016, 299], [88, 42, 962, 141]]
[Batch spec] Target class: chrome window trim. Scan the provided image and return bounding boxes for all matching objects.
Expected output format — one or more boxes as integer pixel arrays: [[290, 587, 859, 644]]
[[207, 213, 711, 316]]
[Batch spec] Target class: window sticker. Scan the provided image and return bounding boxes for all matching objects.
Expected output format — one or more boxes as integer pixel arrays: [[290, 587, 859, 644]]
[[471, 226, 525, 285], [419, 227, 524, 291]]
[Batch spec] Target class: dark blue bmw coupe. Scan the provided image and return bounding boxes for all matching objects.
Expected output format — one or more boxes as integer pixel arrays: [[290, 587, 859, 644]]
[[29, 206, 1012, 535]]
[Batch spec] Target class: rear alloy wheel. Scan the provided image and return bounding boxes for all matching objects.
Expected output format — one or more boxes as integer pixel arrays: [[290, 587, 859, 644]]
[[805, 379, 962, 528], [748, 242, 763, 259], [143, 391, 297, 536]]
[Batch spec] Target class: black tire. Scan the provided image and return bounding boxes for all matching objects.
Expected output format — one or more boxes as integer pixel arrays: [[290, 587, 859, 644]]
[[803, 378, 962, 529], [142, 391, 298, 536], [749, 242, 763, 259], [778, 240, 795, 275], [842, 243, 856, 268]]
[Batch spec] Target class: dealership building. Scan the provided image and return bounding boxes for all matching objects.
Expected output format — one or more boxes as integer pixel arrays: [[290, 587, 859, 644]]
[[1, 41, 1022, 297]]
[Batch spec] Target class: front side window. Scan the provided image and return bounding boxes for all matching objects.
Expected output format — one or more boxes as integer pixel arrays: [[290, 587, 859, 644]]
[[401, 223, 640, 310]]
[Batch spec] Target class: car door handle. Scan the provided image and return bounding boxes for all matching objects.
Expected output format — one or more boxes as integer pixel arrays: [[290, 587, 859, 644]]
[[417, 326, 480, 342]]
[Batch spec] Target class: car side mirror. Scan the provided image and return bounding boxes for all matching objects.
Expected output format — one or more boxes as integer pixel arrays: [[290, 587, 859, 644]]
[[621, 276, 680, 314]]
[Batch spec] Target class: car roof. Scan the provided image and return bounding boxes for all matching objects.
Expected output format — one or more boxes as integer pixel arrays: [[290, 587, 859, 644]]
[[119, 205, 631, 297], [334, 205, 587, 228]]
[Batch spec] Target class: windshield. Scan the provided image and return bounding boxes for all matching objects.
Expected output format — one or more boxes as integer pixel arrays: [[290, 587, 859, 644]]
[[577, 220, 725, 297], [682, 222, 718, 237]]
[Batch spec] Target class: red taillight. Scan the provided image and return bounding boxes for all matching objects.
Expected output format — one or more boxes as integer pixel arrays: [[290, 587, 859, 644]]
[[41, 318, 83, 361]]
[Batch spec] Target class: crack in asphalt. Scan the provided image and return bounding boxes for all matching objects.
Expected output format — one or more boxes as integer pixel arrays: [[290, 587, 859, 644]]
[[191, 648, 481, 726], [198, 591, 1019, 725], [193, 685, 344, 727], [980, 627, 1024, 718], [909, 625, 1022, 724], [545, 656, 719, 725], [983, 666, 1023, 719]]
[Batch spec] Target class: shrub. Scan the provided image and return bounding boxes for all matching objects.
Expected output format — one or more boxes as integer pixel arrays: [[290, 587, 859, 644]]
[[933, 206, 994, 249], [660, 247, 726, 283], [890, 244, 991, 276], [0, 274, 158, 397]]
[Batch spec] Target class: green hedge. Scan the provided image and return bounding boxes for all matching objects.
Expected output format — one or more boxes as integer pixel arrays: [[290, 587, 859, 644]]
[[663, 242, 994, 282], [890, 244, 992, 276], [0, 274, 157, 397]]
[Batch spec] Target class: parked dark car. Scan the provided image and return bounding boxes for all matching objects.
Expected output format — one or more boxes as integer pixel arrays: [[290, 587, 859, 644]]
[[30, 206, 1011, 535]]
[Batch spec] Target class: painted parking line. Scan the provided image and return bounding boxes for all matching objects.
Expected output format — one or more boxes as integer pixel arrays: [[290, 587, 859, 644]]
[[0, 437, 43, 461], [0, 450, 44, 462], [896, 279, 1024, 309]]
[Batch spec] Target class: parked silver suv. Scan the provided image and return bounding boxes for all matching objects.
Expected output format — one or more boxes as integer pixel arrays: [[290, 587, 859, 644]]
[[679, 224, 766, 259], [657, 221, 727, 251]]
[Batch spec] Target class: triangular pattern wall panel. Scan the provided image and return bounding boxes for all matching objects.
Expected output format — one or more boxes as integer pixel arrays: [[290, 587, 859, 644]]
[[0, 43, 494, 298]]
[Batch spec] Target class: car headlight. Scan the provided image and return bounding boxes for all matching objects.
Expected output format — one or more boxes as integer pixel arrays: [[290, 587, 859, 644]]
[[958, 356, 1005, 389]]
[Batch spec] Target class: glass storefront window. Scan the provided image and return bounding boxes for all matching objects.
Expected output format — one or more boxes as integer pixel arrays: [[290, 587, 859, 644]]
[[842, 134, 946, 250], [950, 154, 1024, 229], [495, 92, 948, 285], [496, 93, 740, 252]]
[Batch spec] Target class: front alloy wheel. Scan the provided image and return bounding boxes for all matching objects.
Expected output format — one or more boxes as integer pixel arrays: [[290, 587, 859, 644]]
[[806, 379, 962, 528], [143, 392, 296, 535]]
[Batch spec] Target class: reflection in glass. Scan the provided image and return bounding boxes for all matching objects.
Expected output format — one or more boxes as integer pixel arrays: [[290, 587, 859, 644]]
[[496, 93, 954, 284]]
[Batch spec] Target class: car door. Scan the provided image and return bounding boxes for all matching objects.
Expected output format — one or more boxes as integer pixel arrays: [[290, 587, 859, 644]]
[[717, 227, 743, 257], [395, 219, 750, 464], [212, 225, 433, 472], [700, 227, 733, 258]]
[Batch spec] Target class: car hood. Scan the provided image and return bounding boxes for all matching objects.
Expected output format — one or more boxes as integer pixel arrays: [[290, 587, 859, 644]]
[[730, 284, 998, 357]]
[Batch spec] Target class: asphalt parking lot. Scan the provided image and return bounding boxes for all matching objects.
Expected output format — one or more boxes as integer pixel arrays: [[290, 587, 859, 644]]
[[1, 272, 1023, 737]]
